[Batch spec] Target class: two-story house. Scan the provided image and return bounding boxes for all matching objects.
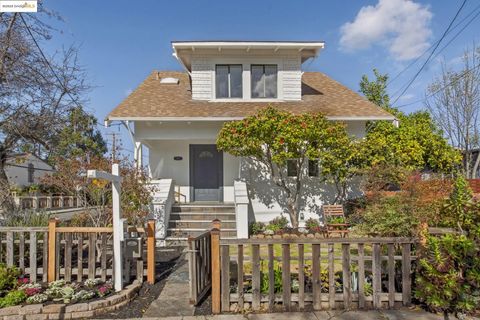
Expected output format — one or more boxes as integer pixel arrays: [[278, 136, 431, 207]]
[[106, 41, 394, 241]]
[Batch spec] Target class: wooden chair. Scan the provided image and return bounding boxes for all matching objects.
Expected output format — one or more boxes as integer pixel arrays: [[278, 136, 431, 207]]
[[322, 204, 349, 238]]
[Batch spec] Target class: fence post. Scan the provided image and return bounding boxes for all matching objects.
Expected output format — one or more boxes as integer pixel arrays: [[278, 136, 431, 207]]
[[147, 220, 156, 284], [211, 219, 221, 314], [47, 218, 58, 282]]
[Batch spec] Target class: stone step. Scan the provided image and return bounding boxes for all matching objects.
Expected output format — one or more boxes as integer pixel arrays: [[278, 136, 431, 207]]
[[171, 204, 235, 213], [169, 212, 236, 221], [166, 229, 237, 239], [168, 220, 236, 229]]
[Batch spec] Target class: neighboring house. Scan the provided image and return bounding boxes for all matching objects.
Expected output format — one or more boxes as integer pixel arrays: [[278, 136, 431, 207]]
[[106, 41, 395, 240], [6, 153, 53, 188]]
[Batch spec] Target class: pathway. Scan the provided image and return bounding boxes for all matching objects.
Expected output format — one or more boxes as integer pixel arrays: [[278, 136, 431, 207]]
[[143, 256, 195, 317], [97, 309, 479, 320]]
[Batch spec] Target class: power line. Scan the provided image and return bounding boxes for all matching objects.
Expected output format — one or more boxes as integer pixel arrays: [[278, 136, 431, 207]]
[[19, 14, 85, 111], [397, 62, 480, 109], [388, 2, 480, 85], [430, 8, 480, 63], [391, 0, 468, 105]]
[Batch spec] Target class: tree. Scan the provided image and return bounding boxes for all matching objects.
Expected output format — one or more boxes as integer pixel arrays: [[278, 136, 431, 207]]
[[0, 11, 88, 212], [41, 155, 153, 227], [425, 45, 480, 178], [359, 69, 461, 173], [50, 106, 107, 162], [217, 107, 355, 228], [359, 68, 392, 112]]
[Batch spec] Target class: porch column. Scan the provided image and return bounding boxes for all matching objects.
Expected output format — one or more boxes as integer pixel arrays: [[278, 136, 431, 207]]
[[134, 141, 143, 169]]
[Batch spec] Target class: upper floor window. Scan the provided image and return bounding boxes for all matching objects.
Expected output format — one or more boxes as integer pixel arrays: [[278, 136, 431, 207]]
[[251, 65, 277, 98], [215, 65, 243, 98]]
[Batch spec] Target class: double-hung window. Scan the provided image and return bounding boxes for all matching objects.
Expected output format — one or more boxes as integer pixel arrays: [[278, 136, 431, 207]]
[[215, 65, 243, 98], [251, 65, 277, 98]]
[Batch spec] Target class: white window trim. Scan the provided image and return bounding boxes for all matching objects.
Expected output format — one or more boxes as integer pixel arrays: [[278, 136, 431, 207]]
[[215, 64, 243, 99], [209, 57, 284, 101]]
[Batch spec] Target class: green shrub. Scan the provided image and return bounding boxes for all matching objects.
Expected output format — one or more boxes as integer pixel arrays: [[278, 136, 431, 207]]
[[0, 265, 20, 296], [266, 215, 289, 232], [260, 264, 282, 294], [415, 233, 480, 317], [2, 210, 50, 227], [353, 195, 418, 237], [249, 222, 265, 235], [305, 218, 320, 230], [440, 176, 479, 232], [0, 290, 26, 308]]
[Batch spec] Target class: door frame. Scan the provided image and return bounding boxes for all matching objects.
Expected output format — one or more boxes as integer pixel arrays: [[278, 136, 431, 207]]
[[189, 144, 224, 202]]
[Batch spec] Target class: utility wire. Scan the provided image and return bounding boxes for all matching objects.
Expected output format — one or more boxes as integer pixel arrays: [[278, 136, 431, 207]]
[[19, 14, 84, 110], [396, 62, 480, 108], [391, 0, 468, 105], [388, 2, 480, 85], [430, 8, 480, 63]]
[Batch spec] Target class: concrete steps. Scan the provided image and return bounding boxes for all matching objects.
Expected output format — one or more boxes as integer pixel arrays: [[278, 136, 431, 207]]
[[166, 203, 236, 244]]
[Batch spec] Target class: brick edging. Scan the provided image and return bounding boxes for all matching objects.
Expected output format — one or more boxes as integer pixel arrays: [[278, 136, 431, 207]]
[[0, 281, 142, 320]]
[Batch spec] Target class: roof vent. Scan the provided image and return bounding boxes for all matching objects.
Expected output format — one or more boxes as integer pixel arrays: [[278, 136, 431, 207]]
[[160, 77, 179, 84]]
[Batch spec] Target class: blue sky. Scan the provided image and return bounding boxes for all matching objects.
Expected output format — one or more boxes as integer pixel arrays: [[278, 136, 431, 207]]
[[41, 0, 480, 156]]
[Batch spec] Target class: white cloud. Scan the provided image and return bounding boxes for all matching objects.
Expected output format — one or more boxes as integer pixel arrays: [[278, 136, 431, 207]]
[[339, 0, 433, 61]]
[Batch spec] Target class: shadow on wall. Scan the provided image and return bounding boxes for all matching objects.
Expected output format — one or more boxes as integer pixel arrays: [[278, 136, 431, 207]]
[[239, 158, 362, 224]]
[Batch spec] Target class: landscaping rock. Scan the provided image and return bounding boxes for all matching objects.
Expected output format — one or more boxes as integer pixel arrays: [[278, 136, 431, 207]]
[[273, 235, 282, 239], [244, 302, 251, 311], [4, 315, 25, 320], [0, 306, 21, 316], [256, 234, 265, 239], [314, 233, 322, 238], [25, 314, 48, 320], [65, 302, 89, 313], [307, 234, 315, 238], [229, 303, 238, 312], [48, 313, 72, 320], [42, 304, 65, 313], [89, 298, 109, 310], [19, 304, 42, 315], [70, 310, 95, 319]]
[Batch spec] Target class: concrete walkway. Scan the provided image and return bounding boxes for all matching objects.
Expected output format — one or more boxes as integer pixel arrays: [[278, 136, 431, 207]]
[[143, 258, 195, 317], [96, 309, 479, 320]]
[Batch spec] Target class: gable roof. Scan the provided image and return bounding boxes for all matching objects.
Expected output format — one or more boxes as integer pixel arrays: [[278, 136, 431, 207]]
[[107, 71, 394, 121]]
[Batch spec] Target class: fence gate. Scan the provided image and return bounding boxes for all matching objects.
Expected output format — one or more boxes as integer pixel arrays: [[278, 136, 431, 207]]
[[188, 231, 212, 305]]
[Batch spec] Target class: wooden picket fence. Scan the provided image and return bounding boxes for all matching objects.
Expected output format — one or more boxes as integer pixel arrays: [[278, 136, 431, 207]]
[[0, 219, 156, 285], [188, 231, 212, 305], [198, 223, 417, 313]]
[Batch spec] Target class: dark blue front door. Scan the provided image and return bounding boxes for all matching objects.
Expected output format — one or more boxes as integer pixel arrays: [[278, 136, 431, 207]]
[[190, 145, 223, 202]]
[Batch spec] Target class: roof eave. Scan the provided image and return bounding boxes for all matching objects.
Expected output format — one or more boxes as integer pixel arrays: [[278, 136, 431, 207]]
[[106, 115, 395, 122]]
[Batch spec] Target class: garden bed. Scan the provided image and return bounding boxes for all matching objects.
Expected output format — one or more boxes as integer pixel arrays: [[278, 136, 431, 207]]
[[0, 281, 141, 320]]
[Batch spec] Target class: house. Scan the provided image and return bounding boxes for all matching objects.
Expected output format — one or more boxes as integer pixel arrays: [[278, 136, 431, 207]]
[[106, 41, 395, 241], [6, 153, 54, 190]]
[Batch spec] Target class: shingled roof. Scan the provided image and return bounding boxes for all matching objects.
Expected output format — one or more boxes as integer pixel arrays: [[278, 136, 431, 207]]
[[107, 71, 394, 120]]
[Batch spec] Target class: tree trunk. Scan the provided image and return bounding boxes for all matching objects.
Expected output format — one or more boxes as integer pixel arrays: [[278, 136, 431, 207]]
[[286, 202, 299, 228], [0, 158, 15, 214]]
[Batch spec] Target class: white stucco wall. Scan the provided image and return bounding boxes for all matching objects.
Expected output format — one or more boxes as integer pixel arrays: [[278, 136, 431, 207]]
[[141, 120, 367, 222], [6, 154, 53, 188]]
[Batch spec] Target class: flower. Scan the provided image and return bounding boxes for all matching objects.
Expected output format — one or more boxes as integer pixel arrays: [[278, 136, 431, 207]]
[[19, 283, 42, 297]]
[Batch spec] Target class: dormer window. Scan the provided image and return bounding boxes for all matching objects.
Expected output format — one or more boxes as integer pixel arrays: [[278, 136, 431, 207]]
[[251, 65, 277, 98], [215, 65, 243, 98]]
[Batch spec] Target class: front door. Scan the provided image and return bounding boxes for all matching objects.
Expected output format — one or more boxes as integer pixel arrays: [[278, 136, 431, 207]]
[[190, 144, 223, 202]]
